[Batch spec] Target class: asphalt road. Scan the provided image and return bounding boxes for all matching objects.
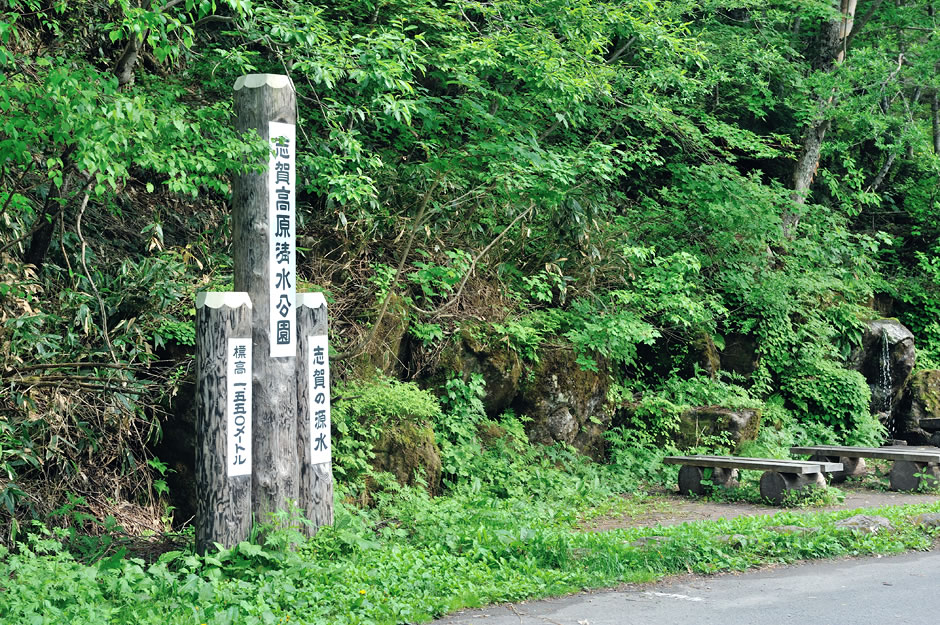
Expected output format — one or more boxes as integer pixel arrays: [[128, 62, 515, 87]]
[[432, 551, 940, 624]]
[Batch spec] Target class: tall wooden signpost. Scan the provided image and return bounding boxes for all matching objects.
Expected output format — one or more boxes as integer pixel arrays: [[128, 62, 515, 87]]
[[194, 74, 332, 553]]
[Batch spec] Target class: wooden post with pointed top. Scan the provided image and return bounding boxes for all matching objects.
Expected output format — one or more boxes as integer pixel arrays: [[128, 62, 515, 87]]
[[297, 293, 333, 535], [232, 74, 299, 522], [195, 291, 253, 553]]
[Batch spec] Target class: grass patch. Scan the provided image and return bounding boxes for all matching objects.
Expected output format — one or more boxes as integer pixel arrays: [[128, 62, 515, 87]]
[[2, 485, 939, 625]]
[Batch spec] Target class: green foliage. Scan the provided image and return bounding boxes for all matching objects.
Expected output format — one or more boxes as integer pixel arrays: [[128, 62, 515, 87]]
[[3, 0, 940, 577], [407, 250, 471, 305], [331, 375, 443, 485], [435, 374, 489, 481], [782, 360, 878, 442], [2, 487, 939, 624], [409, 321, 444, 347]]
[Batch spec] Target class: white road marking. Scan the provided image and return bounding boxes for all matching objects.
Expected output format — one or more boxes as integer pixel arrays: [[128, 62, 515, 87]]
[[644, 592, 704, 602]]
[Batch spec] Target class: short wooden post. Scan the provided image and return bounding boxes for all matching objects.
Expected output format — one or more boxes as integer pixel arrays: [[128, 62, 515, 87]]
[[810, 453, 865, 484], [759, 471, 826, 504], [297, 293, 333, 535], [195, 292, 252, 553], [677, 465, 738, 496], [232, 74, 299, 521], [890, 460, 940, 491]]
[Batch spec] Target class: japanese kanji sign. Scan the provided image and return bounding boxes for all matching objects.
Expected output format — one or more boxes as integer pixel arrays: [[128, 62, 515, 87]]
[[268, 121, 296, 358], [227, 338, 253, 476], [307, 334, 331, 464]]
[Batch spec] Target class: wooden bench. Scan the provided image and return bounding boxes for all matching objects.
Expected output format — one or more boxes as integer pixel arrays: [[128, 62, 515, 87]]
[[790, 445, 940, 491], [663, 455, 842, 504]]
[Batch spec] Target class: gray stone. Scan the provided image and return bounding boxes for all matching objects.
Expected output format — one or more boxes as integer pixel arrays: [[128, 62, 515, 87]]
[[715, 534, 747, 546], [767, 525, 818, 535], [514, 347, 613, 460], [846, 318, 915, 432], [429, 322, 523, 417], [912, 513, 940, 528], [834, 514, 894, 534], [677, 407, 761, 450]]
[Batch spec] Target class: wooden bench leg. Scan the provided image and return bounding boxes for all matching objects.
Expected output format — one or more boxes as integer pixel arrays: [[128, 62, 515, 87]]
[[889, 460, 940, 491], [759, 471, 826, 504], [810, 454, 865, 484], [677, 465, 738, 496]]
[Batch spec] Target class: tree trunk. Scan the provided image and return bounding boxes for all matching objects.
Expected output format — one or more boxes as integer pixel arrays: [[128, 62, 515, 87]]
[[113, 36, 141, 88], [232, 74, 300, 523], [195, 292, 253, 553], [785, 0, 858, 235], [296, 293, 333, 536], [23, 159, 73, 268]]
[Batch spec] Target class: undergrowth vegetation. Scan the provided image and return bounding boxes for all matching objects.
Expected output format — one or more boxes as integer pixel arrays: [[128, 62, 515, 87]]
[[1, 0, 940, 621]]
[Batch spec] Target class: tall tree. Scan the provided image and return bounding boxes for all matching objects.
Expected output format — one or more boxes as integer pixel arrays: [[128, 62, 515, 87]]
[[785, 0, 861, 235]]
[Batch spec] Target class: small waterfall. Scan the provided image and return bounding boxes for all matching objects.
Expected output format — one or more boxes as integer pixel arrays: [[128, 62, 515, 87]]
[[879, 327, 894, 439], [879, 328, 892, 412]]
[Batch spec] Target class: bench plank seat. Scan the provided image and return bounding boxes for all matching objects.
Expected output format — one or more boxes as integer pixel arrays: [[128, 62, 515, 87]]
[[790, 445, 940, 491], [664, 455, 842, 474], [790, 445, 940, 463]]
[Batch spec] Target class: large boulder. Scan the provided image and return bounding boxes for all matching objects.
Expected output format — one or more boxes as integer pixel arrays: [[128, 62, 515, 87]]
[[371, 423, 442, 495], [895, 370, 940, 445], [846, 318, 916, 424], [431, 324, 523, 417], [677, 406, 762, 450], [513, 348, 613, 460]]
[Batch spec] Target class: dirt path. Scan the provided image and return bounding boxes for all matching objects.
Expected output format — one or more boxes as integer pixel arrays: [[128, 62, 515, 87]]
[[583, 487, 940, 531]]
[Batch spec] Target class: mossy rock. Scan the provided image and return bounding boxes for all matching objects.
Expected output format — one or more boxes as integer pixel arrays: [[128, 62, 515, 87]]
[[896, 370, 940, 445], [676, 406, 762, 451], [513, 347, 613, 460], [846, 318, 916, 419], [429, 322, 522, 416], [371, 422, 442, 495]]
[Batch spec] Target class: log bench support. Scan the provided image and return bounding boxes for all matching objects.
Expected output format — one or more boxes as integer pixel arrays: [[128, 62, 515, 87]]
[[677, 465, 738, 496], [664, 456, 841, 505], [889, 460, 940, 492], [808, 454, 866, 484], [758, 471, 826, 503]]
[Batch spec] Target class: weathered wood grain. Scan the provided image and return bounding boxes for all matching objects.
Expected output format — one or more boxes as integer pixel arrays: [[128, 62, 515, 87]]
[[297, 293, 333, 536], [195, 292, 252, 553], [232, 74, 299, 522]]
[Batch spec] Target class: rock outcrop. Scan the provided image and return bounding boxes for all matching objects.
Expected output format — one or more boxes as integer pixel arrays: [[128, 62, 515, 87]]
[[895, 369, 940, 445], [846, 318, 916, 430], [677, 406, 761, 450], [513, 348, 613, 460], [432, 324, 523, 417], [371, 423, 442, 494]]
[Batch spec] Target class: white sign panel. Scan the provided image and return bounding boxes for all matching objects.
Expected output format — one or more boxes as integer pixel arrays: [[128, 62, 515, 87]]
[[227, 338, 252, 477], [308, 334, 331, 464], [268, 121, 296, 358]]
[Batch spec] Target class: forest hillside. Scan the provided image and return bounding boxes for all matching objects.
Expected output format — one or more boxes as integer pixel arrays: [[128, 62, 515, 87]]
[[1, 0, 939, 532]]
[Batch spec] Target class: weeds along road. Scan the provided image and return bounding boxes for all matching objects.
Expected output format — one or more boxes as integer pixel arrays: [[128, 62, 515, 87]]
[[434, 550, 940, 625]]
